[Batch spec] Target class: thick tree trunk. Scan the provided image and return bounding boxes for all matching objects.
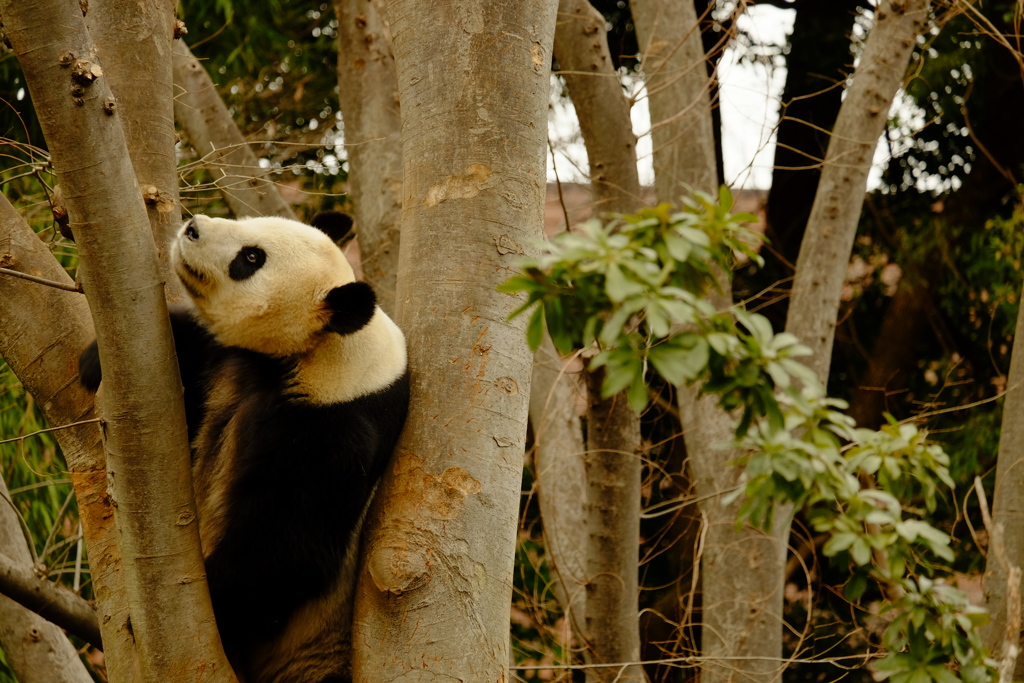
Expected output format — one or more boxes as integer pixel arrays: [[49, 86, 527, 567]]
[[529, 338, 588, 636], [553, 3, 645, 679], [631, 0, 717, 203], [87, 0, 182, 298], [1, 4, 234, 681], [351, 0, 557, 679], [631, 2, 789, 680], [983, 283, 1024, 668], [785, 0, 930, 382], [0, 196, 137, 681], [334, 0, 403, 315], [680, 380, 790, 683], [0, 477, 92, 683], [171, 41, 296, 222]]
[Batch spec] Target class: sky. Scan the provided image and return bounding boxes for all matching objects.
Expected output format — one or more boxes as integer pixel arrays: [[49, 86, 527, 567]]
[[547, 4, 795, 191]]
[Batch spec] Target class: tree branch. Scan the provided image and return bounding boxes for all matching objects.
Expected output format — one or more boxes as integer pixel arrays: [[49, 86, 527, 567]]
[[0, 266, 82, 292], [1, 1, 235, 679], [0, 552, 103, 650], [172, 40, 297, 222]]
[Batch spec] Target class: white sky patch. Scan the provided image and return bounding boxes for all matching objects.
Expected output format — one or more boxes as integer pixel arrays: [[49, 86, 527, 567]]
[[548, 4, 796, 191], [718, 5, 794, 189]]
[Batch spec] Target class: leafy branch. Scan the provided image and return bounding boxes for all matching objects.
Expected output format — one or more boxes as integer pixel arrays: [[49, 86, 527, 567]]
[[500, 188, 997, 683]]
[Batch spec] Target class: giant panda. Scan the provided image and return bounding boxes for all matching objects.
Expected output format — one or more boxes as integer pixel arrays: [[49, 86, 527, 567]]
[[79, 212, 409, 683]]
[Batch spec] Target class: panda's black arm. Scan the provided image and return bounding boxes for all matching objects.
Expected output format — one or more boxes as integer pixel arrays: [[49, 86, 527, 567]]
[[78, 307, 213, 425]]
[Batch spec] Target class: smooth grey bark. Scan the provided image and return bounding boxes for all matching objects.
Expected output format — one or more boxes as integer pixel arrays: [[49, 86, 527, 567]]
[[631, 0, 717, 203], [334, 0, 403, 315], [528, 338, 588, 642], [553, 3, 644, 680], [1, 4, 234, 680], [680, 376, 790, 683], [786, 0, 930, 382], [172, 41, 296, 222], [87, 0, 182, 298], [554, 0, 642, 213], [0, 195, 137, 682], [351, 0, 557, 679], [631, 2, 790, 681], [982, 283, 1024, 667], [0, 548, 102, 650], [0, 477, 92, 683]]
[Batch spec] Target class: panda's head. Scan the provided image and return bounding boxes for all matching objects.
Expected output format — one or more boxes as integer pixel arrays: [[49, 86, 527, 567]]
[[171, 212, 375, 357]]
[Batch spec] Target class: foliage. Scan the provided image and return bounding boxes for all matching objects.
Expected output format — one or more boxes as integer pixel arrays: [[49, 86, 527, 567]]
[[500, 192, 998, 682]]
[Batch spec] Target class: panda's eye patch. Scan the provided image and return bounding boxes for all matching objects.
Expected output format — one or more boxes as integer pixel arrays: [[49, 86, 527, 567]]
[[229, 246, 267, 281]]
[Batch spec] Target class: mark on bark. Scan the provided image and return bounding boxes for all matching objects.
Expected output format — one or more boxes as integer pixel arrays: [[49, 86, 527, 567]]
[[493, 435, 515, 448], [70, 59, 103, 85], [531, 41, 544, 66], [494, 377, 518, 395], [367, 458, 483, 595], [496, 234, 523, 255], [423, 163, 492, 207], [174, 510, 195, 526]]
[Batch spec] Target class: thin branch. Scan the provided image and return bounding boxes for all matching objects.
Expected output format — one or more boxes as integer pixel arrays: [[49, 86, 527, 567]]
[[0, 266, 81, 292], [0, 551, 102, 649], [0, 419, 103, 447]]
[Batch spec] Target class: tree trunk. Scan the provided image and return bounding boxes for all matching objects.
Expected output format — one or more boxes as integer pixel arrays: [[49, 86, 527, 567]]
[[171, 41, 296, 222], [631, 0, 717, 203], [554, 0, 642, 213], [0, 195, 138, 682], [982, 281, 1024, 667], [785, 0, 930, 383], [680, 380, 790, 683], [333, 0, 403, 316], [0, 477, 92, 683], [529, 338, 588, 638], [632, 2, 789, 680], [87, 0, 182, 299], [351, 0, 557, 679], [583, 370, 644, 683], [1, 3, 234, 680], [553, 3, 645, 679]]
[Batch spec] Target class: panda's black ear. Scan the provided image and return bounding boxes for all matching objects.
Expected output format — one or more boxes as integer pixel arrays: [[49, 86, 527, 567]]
[[310, 211, 354, 243], [324, 282, 377, 335]]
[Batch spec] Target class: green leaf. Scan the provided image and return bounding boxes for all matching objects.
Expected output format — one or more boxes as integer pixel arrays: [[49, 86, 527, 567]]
[[823, 532, 857, 556], [850, 538, 871, 566], [601, 359, 637, 397], [627, 364, 649, 413], [677, 225, 711, 247], [525, 305, 545, 351], [606, 264, 643, 302], [664, 234, 692, 262], [844, 572, 868, 602]]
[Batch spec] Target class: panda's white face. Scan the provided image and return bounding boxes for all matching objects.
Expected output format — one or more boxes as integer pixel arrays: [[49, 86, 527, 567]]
[[171, 215, 355, 357]]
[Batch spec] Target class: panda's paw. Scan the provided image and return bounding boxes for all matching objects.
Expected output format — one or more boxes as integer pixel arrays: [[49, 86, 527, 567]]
[[78, 341, 102, 392]]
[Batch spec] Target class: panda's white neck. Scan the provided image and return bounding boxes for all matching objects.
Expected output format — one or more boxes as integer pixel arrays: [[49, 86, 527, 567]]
[[290, 309, 407, 405]]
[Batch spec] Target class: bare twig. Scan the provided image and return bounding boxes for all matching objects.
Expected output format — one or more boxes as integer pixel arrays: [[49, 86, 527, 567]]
[[0, 266, 81, 292], [0, 419, 103, 447]]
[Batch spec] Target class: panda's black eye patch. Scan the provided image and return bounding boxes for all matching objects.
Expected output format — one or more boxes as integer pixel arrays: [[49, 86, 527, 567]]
[[229, 246, 266, 281]]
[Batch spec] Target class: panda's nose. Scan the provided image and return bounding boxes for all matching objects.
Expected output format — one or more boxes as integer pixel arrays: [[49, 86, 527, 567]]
[[185, 219, 200, 241]]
